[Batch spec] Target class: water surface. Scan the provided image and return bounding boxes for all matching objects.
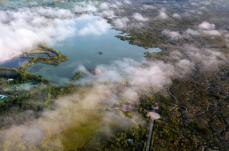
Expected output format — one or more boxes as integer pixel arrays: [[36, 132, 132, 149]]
[[27, 15, 147, 84]]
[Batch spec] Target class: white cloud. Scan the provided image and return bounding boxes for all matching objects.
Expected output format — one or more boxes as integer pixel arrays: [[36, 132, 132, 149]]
[[0, 1, 228, 149], [77, 16, 110, 36], [109, 1, 123, 9], [185, 28, 200, 36], [198, 21, 221, 36], [157, 8, 169, 20], [198, 21, 215, 30], [202, 30, 221, 36], [0, 7, 76, 63], [132, 13, 148, 22], [100, 10, 116, 18], [123, 0, 132, 5], [162, 30, 182, 40], [113, 17, 129, 29], [99, 2, 110, 10], [79, 59, 176, 92], [74, 2, 98, 13], [143, 5, 156, 10], [0, 41, 227, 151], [184, 45, 226, 70], [172, 13, 181, 19]]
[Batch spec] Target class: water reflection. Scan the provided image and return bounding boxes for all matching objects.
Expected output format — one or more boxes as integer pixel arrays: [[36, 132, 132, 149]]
[[27, 15, 146, 84]]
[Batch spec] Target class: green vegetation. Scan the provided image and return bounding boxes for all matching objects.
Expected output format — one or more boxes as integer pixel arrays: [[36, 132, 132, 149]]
[[0, 45, 69, 119], [61, 113, 102, 151], [20, 45, 67, 70], [98, 126, 148, 151]]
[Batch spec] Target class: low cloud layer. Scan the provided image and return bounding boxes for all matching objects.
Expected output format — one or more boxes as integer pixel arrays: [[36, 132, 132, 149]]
[[0, 7, 76, 63], [0, 57, 189, 150], [0, 6, 111, 63], [76, 15, 110, 36], [1, 40, 227, 150], [0, 0, 228, 150], [0, 85, 142, 150], [132, 13, 148, 22]]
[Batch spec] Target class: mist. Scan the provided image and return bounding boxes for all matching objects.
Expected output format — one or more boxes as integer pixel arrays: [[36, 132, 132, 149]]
[[0, 44, 226, 150], [0, 7, 75, 63], [0, 0, 228, 150]]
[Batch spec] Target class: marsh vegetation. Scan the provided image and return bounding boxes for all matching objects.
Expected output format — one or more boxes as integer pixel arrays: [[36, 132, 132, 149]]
[[0, 0, 228, 151]]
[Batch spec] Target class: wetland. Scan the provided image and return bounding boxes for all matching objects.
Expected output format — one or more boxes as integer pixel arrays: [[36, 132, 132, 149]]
[[0, 0, 228, 151]]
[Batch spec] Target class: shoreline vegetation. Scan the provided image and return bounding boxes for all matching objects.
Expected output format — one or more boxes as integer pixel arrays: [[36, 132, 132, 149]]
[[0, 33, 228, 151], [0, 1, 228, 150], [0, 45, 71, 114], [0, 45, 67, 82]]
